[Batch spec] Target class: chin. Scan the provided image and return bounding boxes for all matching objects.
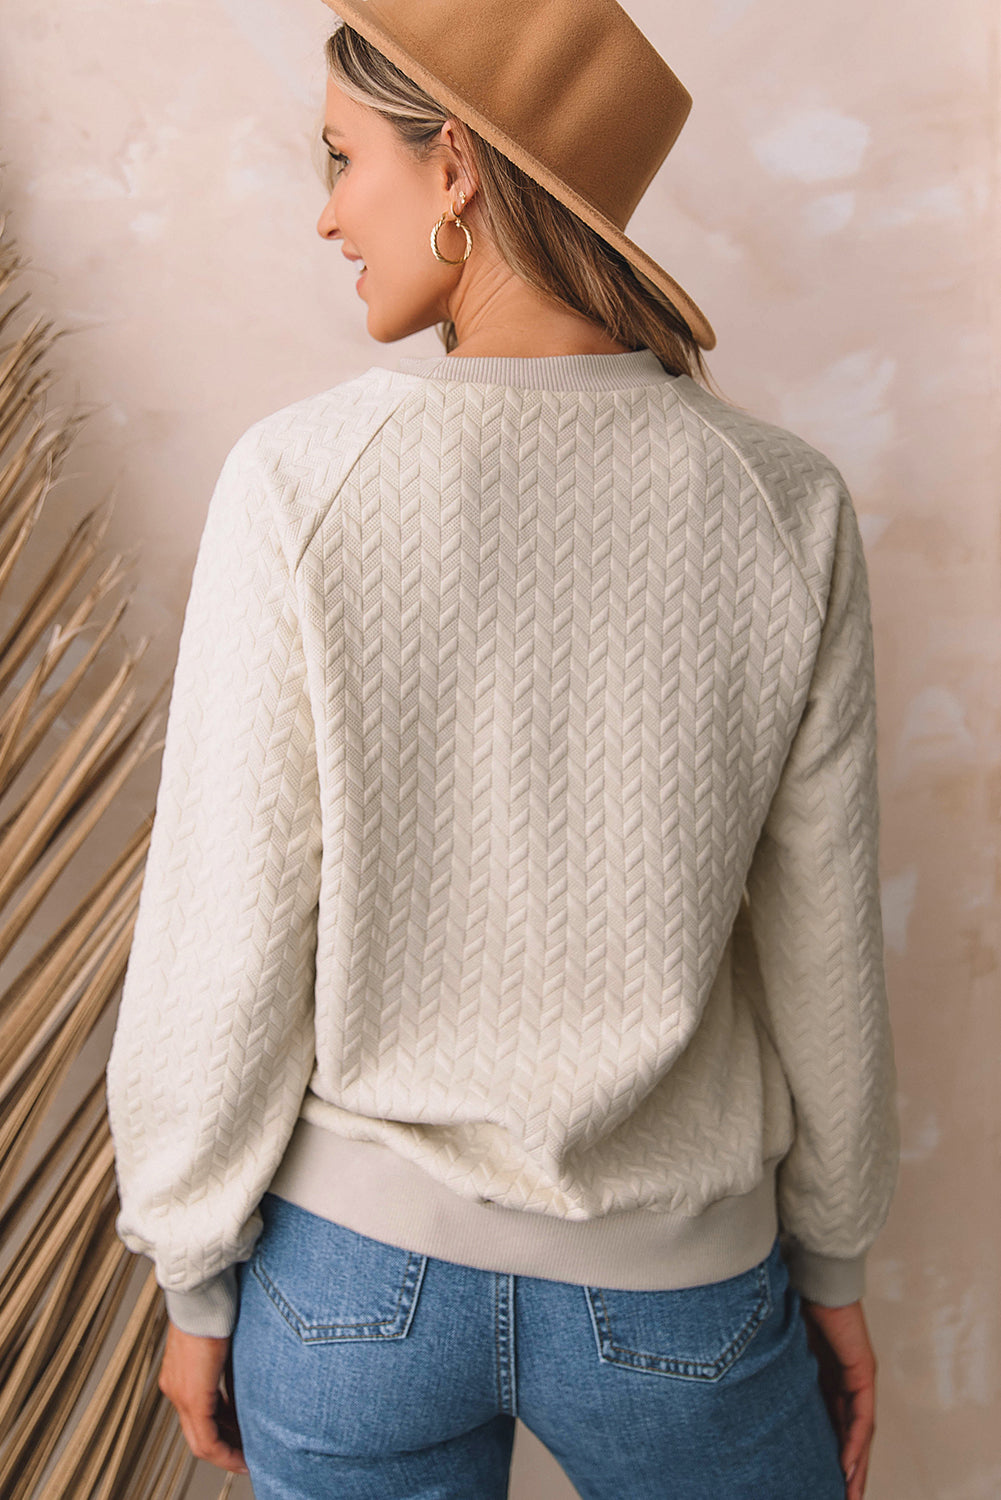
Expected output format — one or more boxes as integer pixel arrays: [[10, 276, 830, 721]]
[[365, 299, 442, 345], [363, 308, 400, 345]]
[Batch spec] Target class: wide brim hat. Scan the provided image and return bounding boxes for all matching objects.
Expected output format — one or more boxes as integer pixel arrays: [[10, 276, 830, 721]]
[[321, 0, 716, 351]]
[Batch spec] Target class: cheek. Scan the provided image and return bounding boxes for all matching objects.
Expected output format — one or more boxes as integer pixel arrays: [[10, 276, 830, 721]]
[[382, 168, 437, 242], [370, 196, 431, 269]]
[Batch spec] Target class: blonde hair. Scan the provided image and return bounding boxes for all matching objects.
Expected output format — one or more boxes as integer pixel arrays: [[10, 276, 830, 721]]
[[322, 23, 723, 394]]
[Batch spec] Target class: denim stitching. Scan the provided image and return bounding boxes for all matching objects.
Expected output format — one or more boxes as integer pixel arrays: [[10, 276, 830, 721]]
[[493, 1273, 517, 1416], [507, 1274, 518, 1417], [586, 1264, 773, 1381], [251, 1248, 428, 1343], [493, 1274, 504, 1412]]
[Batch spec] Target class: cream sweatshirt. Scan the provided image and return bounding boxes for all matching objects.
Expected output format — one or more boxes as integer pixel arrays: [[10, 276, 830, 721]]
[[105, 348, 899, 1338]]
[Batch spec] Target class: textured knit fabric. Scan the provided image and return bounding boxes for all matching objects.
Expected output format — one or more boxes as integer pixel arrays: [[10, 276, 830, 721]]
[[105, 348, 898, 1339]]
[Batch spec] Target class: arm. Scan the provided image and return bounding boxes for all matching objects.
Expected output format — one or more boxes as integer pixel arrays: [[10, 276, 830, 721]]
[[742, 490, 897, 1496], [106, 427, 322, 1339], [743, 486, 899, 1306]]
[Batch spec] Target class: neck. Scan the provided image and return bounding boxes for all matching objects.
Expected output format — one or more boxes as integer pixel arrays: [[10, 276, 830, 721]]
[[442, 241, 633, 359], [447, 331, 634, 358]]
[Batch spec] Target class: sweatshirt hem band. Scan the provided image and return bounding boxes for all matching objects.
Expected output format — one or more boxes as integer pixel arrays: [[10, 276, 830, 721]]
[[267, 1118, 781, 1291]]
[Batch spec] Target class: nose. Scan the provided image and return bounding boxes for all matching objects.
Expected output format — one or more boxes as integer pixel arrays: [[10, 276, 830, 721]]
[[317, 194, 339, 241]]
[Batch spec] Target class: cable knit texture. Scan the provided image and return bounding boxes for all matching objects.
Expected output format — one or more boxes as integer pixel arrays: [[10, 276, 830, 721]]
[[106, 349, 898, 1337]]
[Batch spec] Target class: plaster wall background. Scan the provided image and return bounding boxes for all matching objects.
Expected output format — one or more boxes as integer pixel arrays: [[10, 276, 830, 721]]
[[0, 1, 997, 1495]]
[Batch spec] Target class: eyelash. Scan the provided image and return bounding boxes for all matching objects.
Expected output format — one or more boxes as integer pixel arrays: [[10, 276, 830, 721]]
[[326, 148, 348, 179]]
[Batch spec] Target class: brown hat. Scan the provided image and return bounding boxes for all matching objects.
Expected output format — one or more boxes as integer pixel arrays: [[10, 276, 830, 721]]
[[321, 0, 716, 351]]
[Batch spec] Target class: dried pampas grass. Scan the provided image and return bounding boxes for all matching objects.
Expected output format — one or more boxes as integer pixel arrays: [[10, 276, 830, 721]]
[[0, 215, 230, 1499]]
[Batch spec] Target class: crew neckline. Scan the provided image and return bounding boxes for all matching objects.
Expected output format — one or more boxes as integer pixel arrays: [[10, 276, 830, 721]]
[[385, 347, 678, 392]]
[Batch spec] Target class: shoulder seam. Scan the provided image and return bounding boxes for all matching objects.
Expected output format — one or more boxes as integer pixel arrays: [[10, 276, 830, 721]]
[[288, 394, 414, 574], [246, 380, 420, 575], [669, 382, 830, 619]]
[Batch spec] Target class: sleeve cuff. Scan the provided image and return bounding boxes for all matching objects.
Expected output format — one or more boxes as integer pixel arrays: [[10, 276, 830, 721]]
[[784, 1244, 867, 1306], [164, 1264, 240, 1337]]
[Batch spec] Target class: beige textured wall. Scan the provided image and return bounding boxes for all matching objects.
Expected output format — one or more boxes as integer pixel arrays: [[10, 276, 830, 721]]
[[2, 1, 997, 1495]]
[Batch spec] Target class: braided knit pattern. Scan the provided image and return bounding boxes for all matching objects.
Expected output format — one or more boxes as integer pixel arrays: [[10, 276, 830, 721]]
[[106, 365, 898, 1302]]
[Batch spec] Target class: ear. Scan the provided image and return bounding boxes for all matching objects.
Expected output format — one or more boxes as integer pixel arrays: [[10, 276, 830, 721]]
[[437, 119, 478, 206]]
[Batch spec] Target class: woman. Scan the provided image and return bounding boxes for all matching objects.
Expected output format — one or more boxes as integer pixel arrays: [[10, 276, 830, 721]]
[[106, 2, 899, 1497]]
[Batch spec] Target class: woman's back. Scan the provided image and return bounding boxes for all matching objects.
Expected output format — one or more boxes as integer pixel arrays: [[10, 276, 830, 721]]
[[108, 347, 895, 1331]]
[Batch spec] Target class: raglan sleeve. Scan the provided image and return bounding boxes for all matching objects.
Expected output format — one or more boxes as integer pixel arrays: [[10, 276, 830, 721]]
[[742, 482, 899, 1307], [105, 425, 323, 1338]]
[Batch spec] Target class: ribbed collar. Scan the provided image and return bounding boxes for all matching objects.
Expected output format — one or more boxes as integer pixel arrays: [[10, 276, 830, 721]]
[[385, 347, 677, 391]]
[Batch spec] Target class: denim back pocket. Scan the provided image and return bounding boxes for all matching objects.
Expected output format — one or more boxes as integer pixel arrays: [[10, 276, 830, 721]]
[[250, 1193, 428, 1345], [584, 1241, 776, 1381]]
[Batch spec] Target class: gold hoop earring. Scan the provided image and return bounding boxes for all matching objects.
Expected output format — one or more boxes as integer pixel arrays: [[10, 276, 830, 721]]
[[430, 204, 473, 264]]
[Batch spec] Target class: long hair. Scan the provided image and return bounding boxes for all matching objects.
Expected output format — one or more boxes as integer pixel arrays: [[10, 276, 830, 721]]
[[322, 23, 721, 392]]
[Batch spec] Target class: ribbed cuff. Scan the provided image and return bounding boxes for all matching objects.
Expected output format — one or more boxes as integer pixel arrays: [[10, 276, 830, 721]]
[[164, 1265, 240, 1337], [785, 1244, 867, 1306]]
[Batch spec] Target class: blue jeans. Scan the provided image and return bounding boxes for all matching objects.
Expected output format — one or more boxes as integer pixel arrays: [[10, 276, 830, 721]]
[[231, 1193, 844, 1499]]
